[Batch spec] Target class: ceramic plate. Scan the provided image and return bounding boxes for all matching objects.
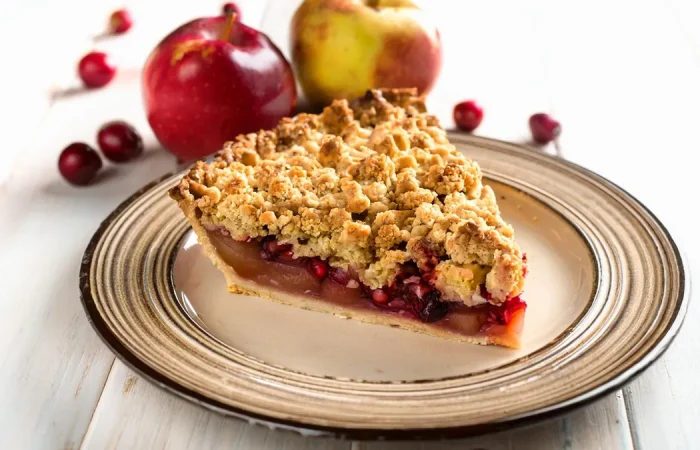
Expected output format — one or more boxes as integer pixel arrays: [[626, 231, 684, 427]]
[[80, 134, 689, 440]]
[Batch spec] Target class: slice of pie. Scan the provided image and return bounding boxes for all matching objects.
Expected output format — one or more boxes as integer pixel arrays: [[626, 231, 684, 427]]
[[170, 88, 528, 348]]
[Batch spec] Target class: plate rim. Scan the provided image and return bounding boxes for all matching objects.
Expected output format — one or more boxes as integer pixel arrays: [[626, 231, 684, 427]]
[[79, 135, 691, 440]]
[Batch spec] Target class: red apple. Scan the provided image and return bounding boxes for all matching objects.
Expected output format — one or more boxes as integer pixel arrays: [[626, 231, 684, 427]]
[[290, 0, 442, 107], [142, 15, 297, 162]]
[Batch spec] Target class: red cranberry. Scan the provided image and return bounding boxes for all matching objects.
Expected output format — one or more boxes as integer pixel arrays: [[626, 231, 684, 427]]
[[529, 113, 561, 144], [371, 289, 389, 304], [97, 121, 143, 162], [307, 259, 328, 280], [388, 299, 405, 309], [503, 296, 527, 324], [419, 293, 450, 323], [108, 9, 133, 34], [329, 267, 350, 286], [478, 284, 493, 301], [58, 143, 103, 186], [78, 52, 116, 88], [260, 237, 296, 261], [274, 242, 293, 254], [453, 100, 484, 132], [483, 296, 527, 328], [261, 238, 291, 255], [276, 249, 296, 262], [222, 2, 241, 18]]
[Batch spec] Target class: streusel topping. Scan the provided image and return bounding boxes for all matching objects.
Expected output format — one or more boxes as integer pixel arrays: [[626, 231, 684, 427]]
[[170, 89, 525, 304]]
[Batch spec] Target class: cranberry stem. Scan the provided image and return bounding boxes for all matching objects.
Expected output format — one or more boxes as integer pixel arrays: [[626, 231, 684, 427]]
[[220, 12, 237, 41]]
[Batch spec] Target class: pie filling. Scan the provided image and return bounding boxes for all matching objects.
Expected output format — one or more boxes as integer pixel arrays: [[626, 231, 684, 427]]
[[206, 227, 527, 340]]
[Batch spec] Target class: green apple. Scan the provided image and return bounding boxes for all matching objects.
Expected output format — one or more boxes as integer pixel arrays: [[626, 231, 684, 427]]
[[290, 0, 442, 107]]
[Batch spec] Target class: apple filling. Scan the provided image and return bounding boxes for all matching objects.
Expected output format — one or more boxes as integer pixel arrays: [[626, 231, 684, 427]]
[[205, 228, 527, 341]]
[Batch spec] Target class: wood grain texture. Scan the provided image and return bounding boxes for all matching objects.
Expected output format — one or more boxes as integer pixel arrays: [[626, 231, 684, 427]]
[[354, 394, 632, 450], [81, 362, 350, 450], [0, 82, 179, 449]]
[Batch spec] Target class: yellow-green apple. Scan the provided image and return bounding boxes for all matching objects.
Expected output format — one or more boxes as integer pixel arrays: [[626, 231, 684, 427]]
[[143, 15, 297, 162], [290, 0, 441, 107]]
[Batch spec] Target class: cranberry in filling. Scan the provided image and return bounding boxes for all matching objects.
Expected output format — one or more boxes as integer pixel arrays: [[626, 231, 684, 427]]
[[483, 296, 527, 328], [361, 273, 451, 323], [306, 258, 328, 280]]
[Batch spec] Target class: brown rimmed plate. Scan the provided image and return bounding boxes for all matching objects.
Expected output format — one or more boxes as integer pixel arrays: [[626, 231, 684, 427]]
[[79, 134, 689, 440]]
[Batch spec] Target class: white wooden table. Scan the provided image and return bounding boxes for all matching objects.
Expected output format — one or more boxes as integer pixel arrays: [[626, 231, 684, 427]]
[[1, 0, 698, 448]]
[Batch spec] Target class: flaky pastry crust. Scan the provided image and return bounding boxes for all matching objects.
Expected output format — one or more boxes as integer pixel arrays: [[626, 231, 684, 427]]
[[170, 89, 525, 305]]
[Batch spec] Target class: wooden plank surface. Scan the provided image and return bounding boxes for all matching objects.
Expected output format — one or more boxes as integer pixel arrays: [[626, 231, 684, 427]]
[[0, 0, 697, 448], [83, 360, 632, 450], [81, 361, 349, 450]]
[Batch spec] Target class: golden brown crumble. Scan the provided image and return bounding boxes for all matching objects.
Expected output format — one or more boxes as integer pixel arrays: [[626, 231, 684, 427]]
[[170, 89, 525, 304]]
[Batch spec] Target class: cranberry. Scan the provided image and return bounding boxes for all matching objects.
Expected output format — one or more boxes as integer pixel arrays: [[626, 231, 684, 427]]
[[276, 250, 296, 262], [307, 259, 328, 280], [108, 9, 133, 34], [483, 296, 527, 328], [387, 299, 405, 309], [453, 100, 484, 132], [262, 238, 291, 255], [502, 297, 526, 324], [273, 242, 293, 254], [401, 282, 449, 323], [529, 113, 561, 144], [371, 289, 389, 304], [58, 143, 103, 186], [97, 121, 143, 162], [419, 292, 450, 323], [259, 237, 296, 262], [478, 284, 493, 301], [222, 2, 241, 18], [360, 276, 450, 322], [78, 52, 116, 88], [329, 267, 350, 286]]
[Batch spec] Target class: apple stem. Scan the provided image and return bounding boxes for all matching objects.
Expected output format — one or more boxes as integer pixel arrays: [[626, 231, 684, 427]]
[[220, 11, 237, 41], [366, 0, 380, 7]]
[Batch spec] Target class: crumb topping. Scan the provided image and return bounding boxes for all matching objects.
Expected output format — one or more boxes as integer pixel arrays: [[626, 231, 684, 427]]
[[170, 89, 525, 304]]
